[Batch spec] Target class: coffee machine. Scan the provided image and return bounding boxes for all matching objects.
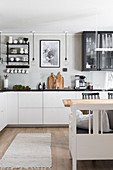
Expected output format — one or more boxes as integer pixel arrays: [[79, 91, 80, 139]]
[[74, 75, 87, 89]]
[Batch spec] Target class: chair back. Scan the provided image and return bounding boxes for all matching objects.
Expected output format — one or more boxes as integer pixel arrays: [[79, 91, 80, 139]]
[[82, 93, 100, 99], [108, 93, 113, 99]]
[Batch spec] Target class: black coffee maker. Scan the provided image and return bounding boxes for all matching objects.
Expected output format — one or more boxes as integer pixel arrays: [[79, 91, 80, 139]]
[[79, 76, 87, 89]]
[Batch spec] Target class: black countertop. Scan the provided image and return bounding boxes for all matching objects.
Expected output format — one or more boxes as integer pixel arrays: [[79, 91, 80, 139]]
[[0, 89, 107, 92]]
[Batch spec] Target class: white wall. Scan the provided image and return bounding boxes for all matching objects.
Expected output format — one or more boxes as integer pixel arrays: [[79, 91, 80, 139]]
[[0, 32, 109, 89]]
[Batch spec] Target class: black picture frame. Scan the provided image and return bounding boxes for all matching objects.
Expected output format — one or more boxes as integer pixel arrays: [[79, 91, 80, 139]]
[[40, 40, 60, 68]]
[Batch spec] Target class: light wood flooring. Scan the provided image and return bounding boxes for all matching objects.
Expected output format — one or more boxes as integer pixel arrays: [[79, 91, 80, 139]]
[[0, 127, 113, 170]]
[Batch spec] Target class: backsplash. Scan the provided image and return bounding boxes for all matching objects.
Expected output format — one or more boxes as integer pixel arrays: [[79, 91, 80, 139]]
[[0, 32, 111, 89]]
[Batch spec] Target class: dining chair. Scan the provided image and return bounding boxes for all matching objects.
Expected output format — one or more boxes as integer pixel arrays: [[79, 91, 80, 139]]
[[82, 92, 100, 99], [108, 93, 113, 99]]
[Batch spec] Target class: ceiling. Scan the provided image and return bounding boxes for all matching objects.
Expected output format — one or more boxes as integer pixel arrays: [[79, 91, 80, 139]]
[[0, 0, 113, 33]]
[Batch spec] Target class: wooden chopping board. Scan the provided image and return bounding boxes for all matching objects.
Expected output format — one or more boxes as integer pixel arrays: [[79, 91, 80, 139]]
[[47, 73, 56, 89], [56, 72, 64, 89]]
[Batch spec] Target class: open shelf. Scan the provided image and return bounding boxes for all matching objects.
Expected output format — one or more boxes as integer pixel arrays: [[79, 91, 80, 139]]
[[6, 65, 30, 68], [8, 53, 28, 55], [6, 42, 30, 68], [7, 43, 28, 45]]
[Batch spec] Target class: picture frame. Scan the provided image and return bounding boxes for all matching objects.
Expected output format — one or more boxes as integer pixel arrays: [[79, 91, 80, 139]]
[[40, 40, 60, 68]]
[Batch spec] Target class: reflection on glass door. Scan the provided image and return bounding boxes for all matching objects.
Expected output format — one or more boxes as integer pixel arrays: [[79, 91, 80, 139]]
[[85, 33, 98, 69], [101, 51, 113, 69]]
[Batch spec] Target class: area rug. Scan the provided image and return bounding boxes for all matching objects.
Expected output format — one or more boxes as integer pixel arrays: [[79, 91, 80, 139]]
[[0, 133, 52, 169]]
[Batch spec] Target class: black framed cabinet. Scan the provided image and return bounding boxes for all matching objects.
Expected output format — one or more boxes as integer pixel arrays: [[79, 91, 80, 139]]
[[82, 31, 113, 71]]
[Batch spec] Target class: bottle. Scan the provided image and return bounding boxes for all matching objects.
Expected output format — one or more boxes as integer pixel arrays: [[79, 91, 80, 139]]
[[42, 82, 46, 90], [38, 83, 42, 90], [4, 75, 8, 89]]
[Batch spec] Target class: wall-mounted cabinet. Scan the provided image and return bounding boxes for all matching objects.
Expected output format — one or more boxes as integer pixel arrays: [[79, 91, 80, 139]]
[[6, 42, 30, 68], [82, 31, 113, 71]]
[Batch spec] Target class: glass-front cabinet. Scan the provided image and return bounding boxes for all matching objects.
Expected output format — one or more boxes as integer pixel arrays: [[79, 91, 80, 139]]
[[82, 31, 113, 71]]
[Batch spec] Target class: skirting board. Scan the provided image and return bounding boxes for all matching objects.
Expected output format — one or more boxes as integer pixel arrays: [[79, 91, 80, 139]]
[[7, 124, 69, 128]]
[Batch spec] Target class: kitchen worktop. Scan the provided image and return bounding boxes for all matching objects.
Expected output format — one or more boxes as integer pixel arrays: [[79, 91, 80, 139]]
[[0, 88, 108, 92]]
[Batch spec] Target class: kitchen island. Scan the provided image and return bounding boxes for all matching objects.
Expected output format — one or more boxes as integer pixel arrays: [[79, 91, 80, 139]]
[[63, 99, 113, 170]]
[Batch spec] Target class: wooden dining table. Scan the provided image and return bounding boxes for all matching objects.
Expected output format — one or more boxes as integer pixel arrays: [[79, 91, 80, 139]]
[[63, 99, 113, 170]]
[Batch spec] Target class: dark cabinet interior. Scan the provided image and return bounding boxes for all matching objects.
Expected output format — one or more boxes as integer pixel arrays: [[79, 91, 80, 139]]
[[82, 31, 113, 71]]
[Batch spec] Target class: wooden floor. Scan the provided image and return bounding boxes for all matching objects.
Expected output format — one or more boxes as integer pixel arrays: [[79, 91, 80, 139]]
[[0, 127, 113, 170]]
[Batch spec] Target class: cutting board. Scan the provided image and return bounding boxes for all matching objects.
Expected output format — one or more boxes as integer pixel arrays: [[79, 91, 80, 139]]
[[56, 72, 64, 89], [47, 73, 56, 89]]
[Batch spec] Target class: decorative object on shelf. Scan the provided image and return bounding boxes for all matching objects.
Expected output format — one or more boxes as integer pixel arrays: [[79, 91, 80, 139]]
[[4, 75, 8, 89], [19, 38, 23, 44], [56, 72, 64, 89], [10, 48, 18, 54], [20, 48, 24, 54], [23, 38, 28, 44], [13, 39, 18, 44], [10, 57, 14, 61], [40, 40, 60, 68], [13, 85, 30, 90], [47, 72, 56, 89], [8, 36, 13, 43]]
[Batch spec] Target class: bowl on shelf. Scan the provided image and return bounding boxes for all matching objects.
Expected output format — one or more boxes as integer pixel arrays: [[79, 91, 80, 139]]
[[15, 57, 20, 61], [10, 57, 14, 61]]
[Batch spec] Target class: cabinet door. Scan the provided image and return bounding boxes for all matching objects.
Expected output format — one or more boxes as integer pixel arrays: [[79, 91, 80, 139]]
[[19, 108, 42, 124], [82, 31, 99, 71], [7, 92, 18, 124], [44, 108, 71, 124], [0, 93, 7, 131], [19, 92, 42, 108], [44, 92, 75, 108]]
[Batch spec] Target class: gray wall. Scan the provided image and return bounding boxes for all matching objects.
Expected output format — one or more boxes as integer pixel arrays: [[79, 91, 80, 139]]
[[0, 32, 108, 89]]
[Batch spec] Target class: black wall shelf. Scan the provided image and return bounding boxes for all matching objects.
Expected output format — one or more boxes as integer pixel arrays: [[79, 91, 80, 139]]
[[6, 42, 30, 68]]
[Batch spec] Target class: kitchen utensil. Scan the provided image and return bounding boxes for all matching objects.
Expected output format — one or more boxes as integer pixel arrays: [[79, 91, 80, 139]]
[[56, 72, 64, 89], [47, 73, 56, 89]]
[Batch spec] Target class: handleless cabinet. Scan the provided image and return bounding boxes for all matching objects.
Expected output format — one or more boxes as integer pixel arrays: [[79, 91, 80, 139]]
[[19, 92, 42, 124], [7, 92, 18, 124], [0, 93, 7, 131], [43, 92, 75, 124]]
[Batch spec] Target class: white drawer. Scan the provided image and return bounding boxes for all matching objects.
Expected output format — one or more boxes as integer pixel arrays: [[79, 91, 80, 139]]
[[19, 108, 42, 124], [19, 92, 42, 108], [44, 92, 75, 108], [44, 107, 71, 124]]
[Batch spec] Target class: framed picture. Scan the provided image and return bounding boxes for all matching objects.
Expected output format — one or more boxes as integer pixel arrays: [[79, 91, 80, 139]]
[[40, 40, 60, 68]]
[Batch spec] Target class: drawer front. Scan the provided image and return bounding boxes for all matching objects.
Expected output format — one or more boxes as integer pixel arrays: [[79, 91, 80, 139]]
[[44, 108, 71, 124], [19, 108, 42, 124], [19, 92, 42, 108], [44, 92, 75, 108]]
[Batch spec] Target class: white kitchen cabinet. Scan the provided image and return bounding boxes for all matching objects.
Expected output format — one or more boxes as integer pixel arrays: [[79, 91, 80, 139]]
[[19, 92, 42, 124], [7, 92, 18, 124], [19, 92, 42, 108], [44, 107, 71, 124], [44, 92, 75, 108], [0, 93, 7, 131], [43, 92, 75, 124], [19, 108, 42, 124]]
